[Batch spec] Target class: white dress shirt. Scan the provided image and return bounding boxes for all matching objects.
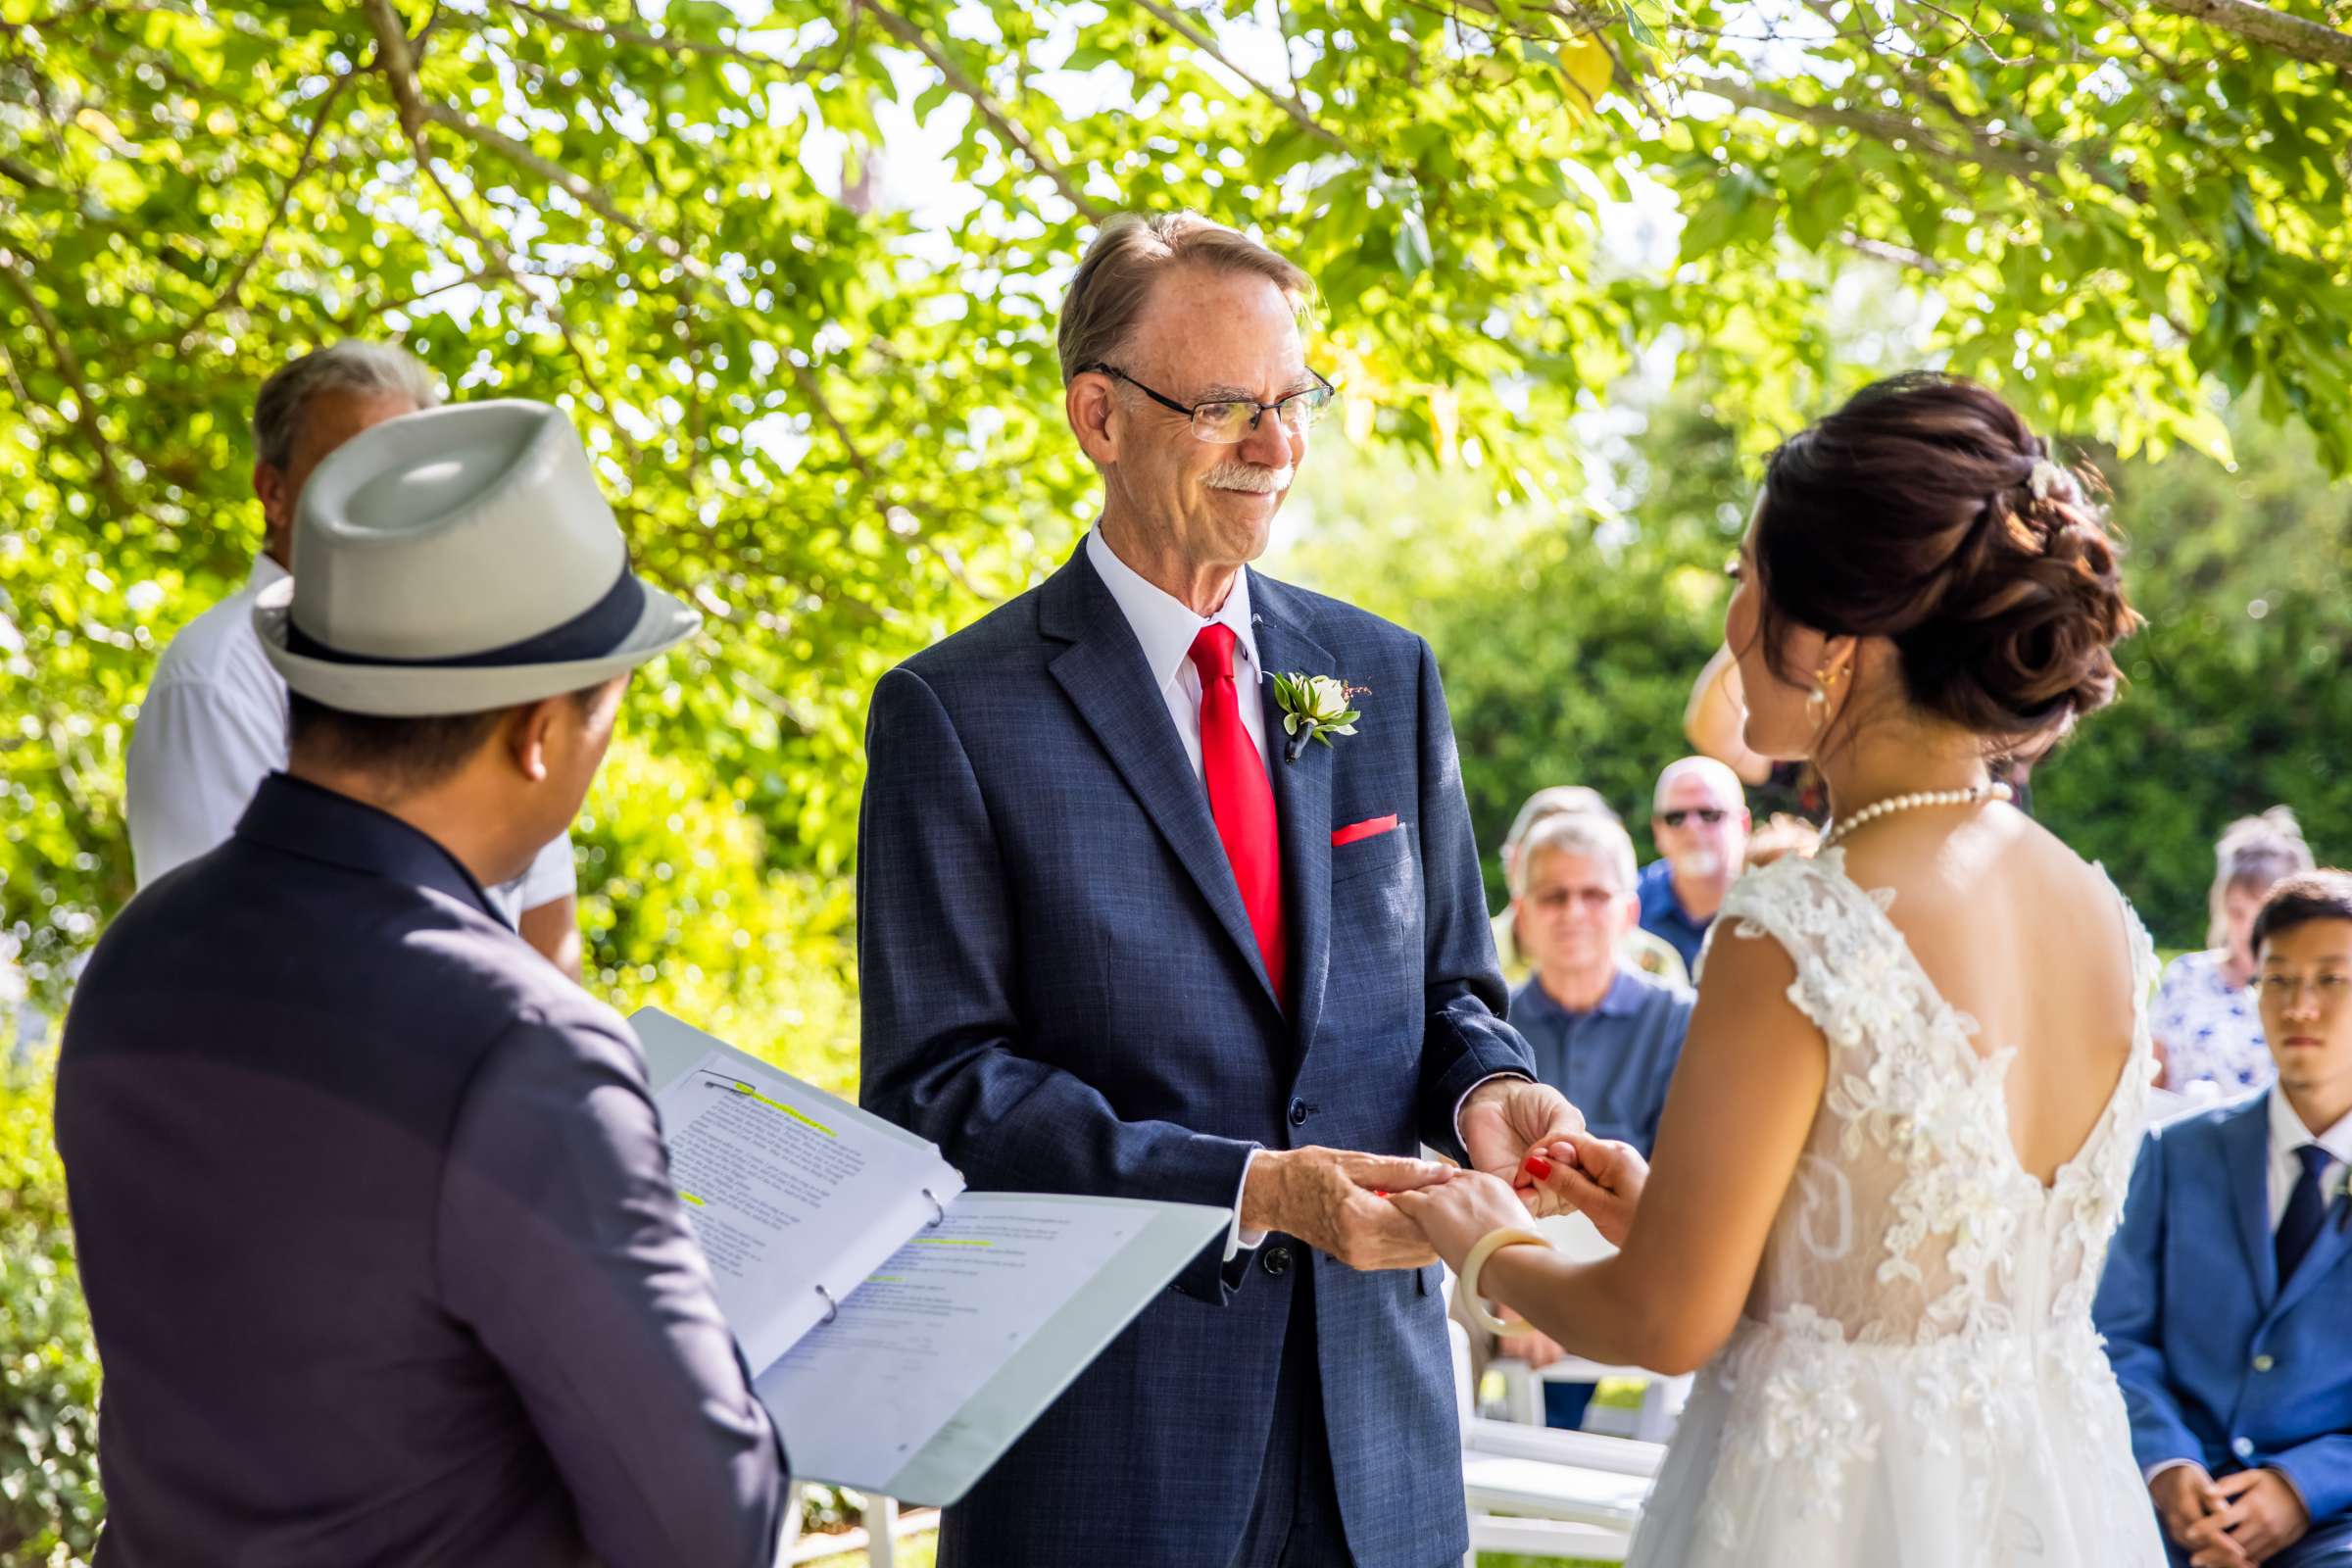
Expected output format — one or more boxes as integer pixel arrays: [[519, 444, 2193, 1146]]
[[125, 555, 576, 925]]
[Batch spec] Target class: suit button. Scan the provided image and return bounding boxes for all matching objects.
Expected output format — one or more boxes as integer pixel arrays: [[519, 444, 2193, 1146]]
[[2254, 1353, 2277, 1372], [1262, 1245, 1293, 1276], [2232, 1436, 2255, 1459], [1289, 1098, 1309, 1127]]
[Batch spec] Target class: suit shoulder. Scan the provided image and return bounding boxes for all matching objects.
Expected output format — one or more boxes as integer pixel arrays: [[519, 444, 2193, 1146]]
[[2145, 1088, 2266, 1159], [894, 580, 1053, 686], [1256, 576, 1423, 653]]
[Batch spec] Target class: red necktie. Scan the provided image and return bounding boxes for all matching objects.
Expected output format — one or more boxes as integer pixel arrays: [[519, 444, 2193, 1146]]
[[1188, 624, 1287, 1008]]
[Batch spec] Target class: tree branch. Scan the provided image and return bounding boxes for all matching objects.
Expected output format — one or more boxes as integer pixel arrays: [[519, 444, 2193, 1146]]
[[1701, 77, 2139, 200], [177, 70, 355, 352], [2145, 0, 2352, 68], [858, 2, 1105, 219], [0, 257, 124, 509], [493, 0, 815, 72], [1127, 0, 1350, 150]]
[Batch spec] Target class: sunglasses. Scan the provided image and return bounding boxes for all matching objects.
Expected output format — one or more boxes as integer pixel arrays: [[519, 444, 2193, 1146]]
[[1658, 808, 1731, 828]]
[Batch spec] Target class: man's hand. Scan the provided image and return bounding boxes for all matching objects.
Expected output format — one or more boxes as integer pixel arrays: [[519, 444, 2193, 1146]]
[[1531, 1134, 1649, 1249], [2179, 1468, 2309, 1567], [1240, 1147, 1456, 1271], [1460, 1078, 1584, 1207], [2153, 1465, 2230, 1553], [1510, 1327, 1567, 1371]]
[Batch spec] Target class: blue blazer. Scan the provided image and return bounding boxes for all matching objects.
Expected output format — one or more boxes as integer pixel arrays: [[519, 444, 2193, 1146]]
[[858, 548, 1533, 1567], [2094, 1091, 2352, 1523]]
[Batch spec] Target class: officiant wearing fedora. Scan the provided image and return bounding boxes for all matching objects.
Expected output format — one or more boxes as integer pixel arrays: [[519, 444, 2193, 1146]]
[[57, 400, 790, 1567]]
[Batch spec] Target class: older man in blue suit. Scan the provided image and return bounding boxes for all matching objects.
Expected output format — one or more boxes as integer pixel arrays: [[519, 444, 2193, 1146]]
[[858, 212, 1577, 1567], [2097, 870, 2352, 1568]]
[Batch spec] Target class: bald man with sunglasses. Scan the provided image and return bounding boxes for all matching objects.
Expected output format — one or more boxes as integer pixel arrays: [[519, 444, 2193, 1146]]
[[1638, 757, 1752, 980]]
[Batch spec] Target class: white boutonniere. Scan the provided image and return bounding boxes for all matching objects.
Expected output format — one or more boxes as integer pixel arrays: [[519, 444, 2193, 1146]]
[[1271, 671, 1362, 762]]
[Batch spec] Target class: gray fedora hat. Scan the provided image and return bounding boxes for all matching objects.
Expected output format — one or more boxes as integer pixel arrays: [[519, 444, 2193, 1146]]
[[256, 400, 701, 715]]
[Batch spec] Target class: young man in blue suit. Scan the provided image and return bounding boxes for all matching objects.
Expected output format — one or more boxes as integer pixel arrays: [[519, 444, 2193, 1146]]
[[2097, 870, 2352, 1568]]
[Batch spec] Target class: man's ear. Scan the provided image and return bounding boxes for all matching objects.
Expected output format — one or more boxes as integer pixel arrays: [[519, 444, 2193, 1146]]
[[1066, 372, 1121, 466], [507, 694, 572, 784], [253, 462, 291, 554]]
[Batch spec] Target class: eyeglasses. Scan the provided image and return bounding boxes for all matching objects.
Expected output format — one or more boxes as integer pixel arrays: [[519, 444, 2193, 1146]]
[[1078, 363, 1336, 445], [1527, 887, 1627, 912], [2251, 973, 2352, 1003], [1658, 808, 1731, 828]]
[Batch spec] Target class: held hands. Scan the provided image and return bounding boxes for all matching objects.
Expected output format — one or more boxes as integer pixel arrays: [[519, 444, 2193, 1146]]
[[1459, 1078, 1585, 1201], [2169, 1465, 2309, 1568], [1388, 1131, 1651, 1274], [1241, 1146, 1458, 1271]]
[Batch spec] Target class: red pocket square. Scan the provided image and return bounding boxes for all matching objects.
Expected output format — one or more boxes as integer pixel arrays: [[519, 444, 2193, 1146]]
[[1331, 814, 1400, 848]]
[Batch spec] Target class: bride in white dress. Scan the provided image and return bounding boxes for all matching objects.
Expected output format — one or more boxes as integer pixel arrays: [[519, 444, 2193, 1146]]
[[1398, 372, 2165, 1566]]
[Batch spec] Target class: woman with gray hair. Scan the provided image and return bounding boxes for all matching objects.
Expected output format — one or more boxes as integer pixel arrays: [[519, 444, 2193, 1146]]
[[2152, 806, 2316, 1097]]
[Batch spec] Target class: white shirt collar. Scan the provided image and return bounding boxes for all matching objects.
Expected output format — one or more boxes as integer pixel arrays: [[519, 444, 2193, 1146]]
[[1085, 523, 1261, 693], [249, 553, 289, 592], [2268, 1081, 2352, 1165]]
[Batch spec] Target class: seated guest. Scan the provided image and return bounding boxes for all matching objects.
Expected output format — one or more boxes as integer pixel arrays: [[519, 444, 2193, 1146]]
[[124, 342, 583, 976], [1501, 809, 1695, 1430], [2095, 869, 2352, 1568], [1493, 785, 1689, 989], [57, 402, 787, 1566], [2154, 807, 2315, 1099], [1638, 756, 1750, 979]]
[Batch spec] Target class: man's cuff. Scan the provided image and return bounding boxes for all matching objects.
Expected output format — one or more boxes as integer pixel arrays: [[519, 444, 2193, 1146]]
[[1451, 1072, 1533, 1150], [1224, 1146, 1269, 1261]]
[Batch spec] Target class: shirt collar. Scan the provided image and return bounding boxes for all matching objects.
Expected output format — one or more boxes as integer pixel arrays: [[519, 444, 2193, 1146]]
[[233, 773, 509, 927], [1086, 523, 1261, 693], [2269, 1081, 2352, 1165], [249, 553, 289, 592], [1515, 966, 1645, 1022]]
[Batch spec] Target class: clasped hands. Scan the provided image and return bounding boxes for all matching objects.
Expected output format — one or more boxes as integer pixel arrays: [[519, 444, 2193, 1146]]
[[2152, 1463, 2311, 1568], [1238, 1078, 1648, 1273]]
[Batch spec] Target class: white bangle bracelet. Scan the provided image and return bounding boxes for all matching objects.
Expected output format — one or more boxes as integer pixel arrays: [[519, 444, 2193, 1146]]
[[1460, 1226, 1553, 1336]]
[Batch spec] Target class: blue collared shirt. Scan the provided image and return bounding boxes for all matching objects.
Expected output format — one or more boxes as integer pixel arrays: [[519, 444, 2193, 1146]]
[[1637, 858, 1712, 979], [1508, 967, 1695, 1158]]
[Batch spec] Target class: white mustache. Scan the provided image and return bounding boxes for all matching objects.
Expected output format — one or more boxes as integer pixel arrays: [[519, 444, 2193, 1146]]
[[1203, 462, 1293, 494]]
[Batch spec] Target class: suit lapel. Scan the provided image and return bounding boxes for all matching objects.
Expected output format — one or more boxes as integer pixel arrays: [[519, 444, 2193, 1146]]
[[1251, 583, 1336, 1058], [1042, 553, 1280, 1014], [2224, 1099, 2280, 1308]]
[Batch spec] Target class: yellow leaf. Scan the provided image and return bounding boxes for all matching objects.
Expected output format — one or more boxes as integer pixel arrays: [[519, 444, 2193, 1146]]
[[1561, 34, 1612, 116]]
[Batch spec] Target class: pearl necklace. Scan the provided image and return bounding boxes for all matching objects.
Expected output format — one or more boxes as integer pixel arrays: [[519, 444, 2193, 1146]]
[[1821, 782, 2014, 850]]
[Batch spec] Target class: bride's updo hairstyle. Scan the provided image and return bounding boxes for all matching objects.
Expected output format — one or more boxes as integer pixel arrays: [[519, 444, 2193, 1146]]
[[1751, 371, 2139, 758]]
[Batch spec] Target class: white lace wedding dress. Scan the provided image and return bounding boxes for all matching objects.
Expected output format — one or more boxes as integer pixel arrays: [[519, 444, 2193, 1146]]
[[1626, 848, 2167, 1567]]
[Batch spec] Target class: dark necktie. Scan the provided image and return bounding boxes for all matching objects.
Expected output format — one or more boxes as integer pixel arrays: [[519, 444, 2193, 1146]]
[[2276, 1143, 2336, 1286], [1188, 624, 1286, 1008]]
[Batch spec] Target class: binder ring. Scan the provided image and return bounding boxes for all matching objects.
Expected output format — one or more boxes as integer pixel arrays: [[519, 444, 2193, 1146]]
[[921, 1188, 947, 1228], [813, 1284, 838, 1325]]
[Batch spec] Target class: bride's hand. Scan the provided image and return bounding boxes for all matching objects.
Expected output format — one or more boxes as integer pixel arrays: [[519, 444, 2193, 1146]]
[[1387, 1169, 1533, 1275], [1532, 1134, 1649, 1249]]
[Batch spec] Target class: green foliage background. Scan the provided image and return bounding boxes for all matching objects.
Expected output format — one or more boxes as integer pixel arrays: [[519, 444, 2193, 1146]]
[[6, 0, 2352, 1556]]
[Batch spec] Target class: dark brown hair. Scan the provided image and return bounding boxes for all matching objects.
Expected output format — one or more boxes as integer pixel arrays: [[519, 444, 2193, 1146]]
[[1751, 372, 2140, 759], [287, 686, 602, 793], [2251, 869, 2352, 956]]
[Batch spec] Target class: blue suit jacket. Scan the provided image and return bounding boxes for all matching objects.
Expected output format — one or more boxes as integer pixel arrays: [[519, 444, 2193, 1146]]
[[2094, 1092, 2352, 1523], [858, 549, 1533, 1567], [57, 775, 787, 1568]]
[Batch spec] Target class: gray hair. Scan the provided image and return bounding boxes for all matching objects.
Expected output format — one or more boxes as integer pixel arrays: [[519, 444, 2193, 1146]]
[[1057, 212, 1313, 384], [2208, 806, 2315, 950], [1653, 756, 1745, 815], [1502, 785, 1621, 863], [253, 342, 441, 468], [1511, 811, 1640, 899]]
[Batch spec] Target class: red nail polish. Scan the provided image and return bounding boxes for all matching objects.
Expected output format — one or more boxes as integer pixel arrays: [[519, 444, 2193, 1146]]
[[1373, 1190, 1390, 1200], [1526, 1156, 1552, 1179]]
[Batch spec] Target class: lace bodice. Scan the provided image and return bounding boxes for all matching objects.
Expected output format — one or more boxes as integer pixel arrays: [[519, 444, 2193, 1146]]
[[1723, 848, 2158, 1348]]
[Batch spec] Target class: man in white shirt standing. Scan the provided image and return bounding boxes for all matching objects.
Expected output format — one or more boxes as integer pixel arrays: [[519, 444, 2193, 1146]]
[[124, 342, 581, 976]]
